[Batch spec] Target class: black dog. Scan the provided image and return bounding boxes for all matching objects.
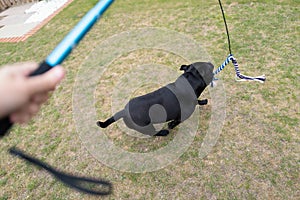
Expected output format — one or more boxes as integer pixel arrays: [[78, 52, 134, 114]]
[[97, 62, 214, 136]]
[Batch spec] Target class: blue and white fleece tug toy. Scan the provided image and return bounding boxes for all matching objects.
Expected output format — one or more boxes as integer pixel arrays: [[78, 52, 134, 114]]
[[212, 0, 266, 86]]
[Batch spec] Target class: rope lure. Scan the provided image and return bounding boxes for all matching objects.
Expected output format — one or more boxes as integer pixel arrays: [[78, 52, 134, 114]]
[[214, 54, 266, 83], [212, 0, 266, 86]]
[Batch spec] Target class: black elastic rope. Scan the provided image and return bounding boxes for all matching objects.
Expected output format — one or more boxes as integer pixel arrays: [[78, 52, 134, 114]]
[[218, 0, 232, 55], [9, 147, 113, 196]]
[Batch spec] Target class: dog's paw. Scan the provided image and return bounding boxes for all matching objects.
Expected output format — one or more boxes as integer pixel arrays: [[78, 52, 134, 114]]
[[198, 99, 208, 105], [154, 130, 169, 137], [96, 121, 107, 128]]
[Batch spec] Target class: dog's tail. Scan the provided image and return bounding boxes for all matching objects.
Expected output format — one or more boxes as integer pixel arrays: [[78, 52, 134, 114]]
[[96, 110, 125, 128]]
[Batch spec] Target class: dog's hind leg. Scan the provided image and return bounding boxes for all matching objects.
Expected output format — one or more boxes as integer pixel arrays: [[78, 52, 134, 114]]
[[96, 110, 125, 128], [154, 129, 169, 137], [168, 120, 181, 129]]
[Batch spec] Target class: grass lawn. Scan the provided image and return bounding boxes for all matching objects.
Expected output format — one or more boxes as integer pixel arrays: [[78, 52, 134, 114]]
[[0, 0, 299, 199]]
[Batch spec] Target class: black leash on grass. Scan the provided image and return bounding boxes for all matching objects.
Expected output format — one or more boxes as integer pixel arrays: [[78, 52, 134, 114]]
[[9, 147, 112, 196]]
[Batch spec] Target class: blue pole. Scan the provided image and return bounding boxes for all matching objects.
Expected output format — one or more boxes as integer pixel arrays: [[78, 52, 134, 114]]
[[46, 0, 114, 67]]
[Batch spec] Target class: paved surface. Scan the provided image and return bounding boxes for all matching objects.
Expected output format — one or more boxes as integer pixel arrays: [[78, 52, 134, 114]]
[[0, 0, 73, 42]]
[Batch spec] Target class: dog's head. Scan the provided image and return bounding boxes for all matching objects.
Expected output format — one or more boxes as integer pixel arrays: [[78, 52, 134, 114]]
[[180, 62, 214, 86]]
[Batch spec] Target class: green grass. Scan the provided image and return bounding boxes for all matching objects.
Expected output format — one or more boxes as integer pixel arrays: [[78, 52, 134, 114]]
[[0, 0, 299, 199]]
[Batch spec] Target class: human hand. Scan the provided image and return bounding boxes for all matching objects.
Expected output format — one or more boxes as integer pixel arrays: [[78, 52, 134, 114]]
[[0, 62, 65, 124]]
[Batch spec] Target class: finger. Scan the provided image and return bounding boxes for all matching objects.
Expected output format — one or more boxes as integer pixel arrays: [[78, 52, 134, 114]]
[[11, 103, 40, 119], [0, 62, 39, 80], [31, 92, 49, 104], [5, 62, 39, 76], [26, 66, 65, 95], [10, 103, 40, 123], [10, 112, 31, 124], [27, 103, 40, 115], [19, 62, 39, 76]]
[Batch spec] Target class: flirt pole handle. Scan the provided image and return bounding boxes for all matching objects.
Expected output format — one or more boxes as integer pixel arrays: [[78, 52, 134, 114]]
[[0, 0, 115, 137]]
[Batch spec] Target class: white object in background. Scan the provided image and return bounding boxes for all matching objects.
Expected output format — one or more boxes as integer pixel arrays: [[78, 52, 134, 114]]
[[25, 0, 69, 24]]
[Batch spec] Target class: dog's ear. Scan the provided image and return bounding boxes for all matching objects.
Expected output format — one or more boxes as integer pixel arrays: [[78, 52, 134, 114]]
[[180, 65, 190, 71]]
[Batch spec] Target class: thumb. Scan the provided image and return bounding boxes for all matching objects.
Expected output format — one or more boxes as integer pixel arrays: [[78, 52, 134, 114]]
[[26, 66, 65, 95]]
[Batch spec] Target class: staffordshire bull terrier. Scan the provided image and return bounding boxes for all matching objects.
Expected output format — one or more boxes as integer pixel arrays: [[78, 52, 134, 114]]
[[97, 62, 214, 136]]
